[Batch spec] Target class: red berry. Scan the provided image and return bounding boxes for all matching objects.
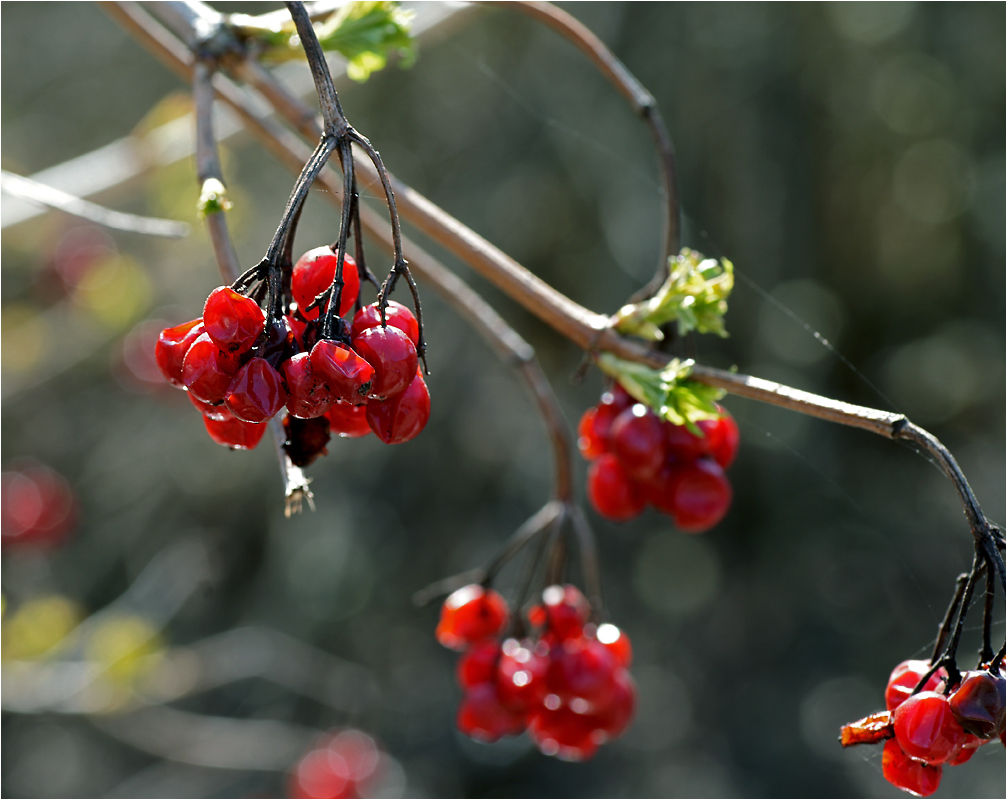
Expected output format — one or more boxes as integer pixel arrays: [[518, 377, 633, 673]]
[[457, 640, 502, 689], [202, 413, 266, 450], [596, 668, 636, 738], [948, 670, 1005, 739], [946, 732, 984, 765], [457, 683, 526, 742], [663, 458, 732, 533], [188, 392, 231, 421], [886, 660, 947, 711], [663, 420, 711, 462], [365, 372, 430, 445], [351, 326, 418, 399], [435, 584, 510, 651], [577, 408, 607, 460], [1, 465, 77, 549], [283, 415, 331, 467], [541, 584, 591, 641], [155, 318, 203, 387], [546, 637, 618, 708], [224, 358, 287, 423], [309, 340, 375, 401], [881, 739, 942, 797], [706, 409, 740, 468], [495, 638, 548, 713], [292, 247, 360, 321], [284, 353, 335, 419], [608, 384, 634, 410], [182, 333, 240, 404], [527, 703, 600, 762], [286, 313, 309, 350], [595, 623, 632, 668], [351, 301, 419, 346], [202, 286, 265, 354], [587, 454, 645, 521], [326, 402, 371, 439], [610, 404, 666, 480], [893, 691, 968, 764]]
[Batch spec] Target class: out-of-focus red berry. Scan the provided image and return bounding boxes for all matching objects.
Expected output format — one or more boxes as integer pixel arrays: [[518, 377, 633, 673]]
[[587, 454, 645, 521], [663, 458, 732, 533], [457, 683, 526, 742], [577, 407, 607, 460], [495, 638, 548, 714], [595, 623, 632, 668], [457, 640, 502, 689], [610, 404, 666, 480], [1, 465, 77, 549], [541, 585, 591, 641], [436, 584, 510, 651], [706, 409, 740, 468], [663, 419, 711, 462]]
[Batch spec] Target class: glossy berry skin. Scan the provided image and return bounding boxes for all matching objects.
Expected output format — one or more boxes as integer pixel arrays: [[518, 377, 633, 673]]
[[202, 286, 265, 354], [225, 358, 287, 423], [352, 326, 418, 399], [326, 402, 372, 438], [596, 623, 632, 668], [946, 733, 984, 765], [587, 454, 645, 521], [309, 340, 375, 401], [202, 413, 266, 450], [188, 392, 231, 422], [436, 584, 509, 651], [155, 319, 203, 387], [292, 247, 360, 321], [882, 739, 942, 797], [182, 333, 240, 404], [284, 353, 335, 419], [365, 373, 430, 445], [663, 458, 732, 533], [948, 670, 1005, 739], [351, 301, 419, 346], [541, 584, 590, 641], [893, 691, 968, 764], [610, 404, 666, 480], [886, 660, 947, 711], [457, 683, 526, 742]]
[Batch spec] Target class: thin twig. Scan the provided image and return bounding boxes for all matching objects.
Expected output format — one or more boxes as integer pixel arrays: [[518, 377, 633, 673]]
[[0, 170, 189, 238]]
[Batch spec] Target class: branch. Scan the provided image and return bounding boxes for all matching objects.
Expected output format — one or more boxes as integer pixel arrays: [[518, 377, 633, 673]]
[[0, 170, 189, 238]]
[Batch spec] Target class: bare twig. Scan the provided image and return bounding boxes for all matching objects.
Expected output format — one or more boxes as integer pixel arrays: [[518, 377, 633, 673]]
[[0, 170, 189, 237]]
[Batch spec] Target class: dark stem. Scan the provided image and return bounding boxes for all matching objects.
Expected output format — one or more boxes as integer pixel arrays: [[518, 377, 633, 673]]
[[283, 1, 346, 135], [544, 507, 568, 588], [484, 501, 561, 584], [980, 566, 995, 665], [568, 504, 603, 622], [321, 137, 356, 340], [930, 572, 969, 664]]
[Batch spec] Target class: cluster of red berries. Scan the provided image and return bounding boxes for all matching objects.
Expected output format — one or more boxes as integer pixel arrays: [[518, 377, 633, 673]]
[[287, 729, 391, 799], [1, 462, 77, 549], [436, 583, 635, 761], [578, 385, 738, 531], [154, 247, 429, 464], [854, 657, 1006, 796]]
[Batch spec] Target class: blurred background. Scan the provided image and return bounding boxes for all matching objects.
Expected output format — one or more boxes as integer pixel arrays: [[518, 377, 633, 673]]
[[2, 1, 1004, 797]]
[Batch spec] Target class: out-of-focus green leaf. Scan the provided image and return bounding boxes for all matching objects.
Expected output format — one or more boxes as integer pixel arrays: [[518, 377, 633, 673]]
[[612, 248, 734, 341]]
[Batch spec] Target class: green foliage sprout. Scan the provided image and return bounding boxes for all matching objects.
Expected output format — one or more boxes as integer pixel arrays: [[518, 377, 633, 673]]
[[238, 1, 416, 82], [611, 248, 734, 341], [596, 353, 726, 435]]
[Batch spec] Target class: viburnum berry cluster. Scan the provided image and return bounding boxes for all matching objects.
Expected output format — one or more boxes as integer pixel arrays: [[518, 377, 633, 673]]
[[579, 383, 738, 530], [436, 583, 635, 761], [154, 246, 429, 466], [842, 655, 1005, 797]]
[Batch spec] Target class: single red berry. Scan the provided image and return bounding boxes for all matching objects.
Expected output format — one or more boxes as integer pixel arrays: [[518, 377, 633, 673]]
[[352, 326, 418, 399], [495, 638, 549, 714], [435, 584, 510, 651], [457, 683, 526, 742], [202, 286, 265, 354], [547, 637, 619, 708], [188, 392, 231, 421], [881, 738, 942, 797], [587, 454, 645, 521], [527, 704, 600, 762], [705, 409, 740, 468], [225, 358, 287, 423], [886, 660, 947, 711], [202, 413, 266, 450], [155, 318, 203, 387], [663, 458, 732, 533], [182, 333, 240, 404], [283, 415, 331, 467], [577, 408, 607, 460], [588, 390, 632, 451], [541, 584, 591, 641], [596, 668, 636, 738], [292, 247, 360, 321], [610, 404, 666, 480], [948, 670, 1005, 739], [365, 372, 430, 445], [595, 623, 632, 668], [326, 402, 372, 439], [457, 640, 502, 689], [893, 691, 968, 764], [663, 420, 711, 462], [284, 353, 335, 419], [309, 340, 375, 401], [351, 301, 419, 346]]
